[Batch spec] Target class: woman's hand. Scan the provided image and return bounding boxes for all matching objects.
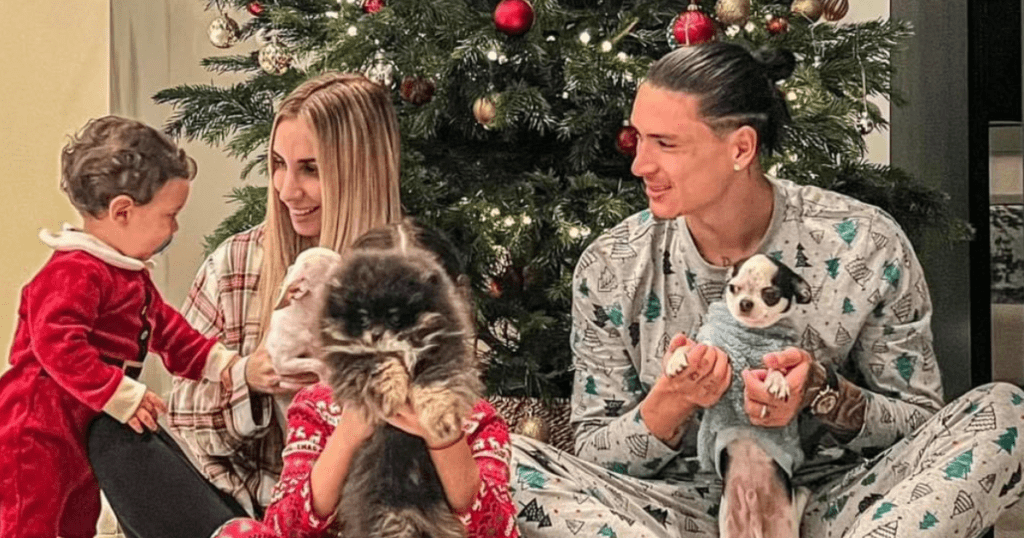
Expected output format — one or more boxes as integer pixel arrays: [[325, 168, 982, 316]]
[[743, 347, 812, 427], [245, 344, 320, 395]]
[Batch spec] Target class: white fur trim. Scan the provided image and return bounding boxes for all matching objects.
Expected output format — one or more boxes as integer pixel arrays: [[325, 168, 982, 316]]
[[102, 375, 148, 423], [38, 224, 155, 271], [201, 342, 238, 383]]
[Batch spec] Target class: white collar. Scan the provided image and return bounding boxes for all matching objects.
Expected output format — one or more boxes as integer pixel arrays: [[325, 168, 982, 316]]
[[38, 223, 156, 271]]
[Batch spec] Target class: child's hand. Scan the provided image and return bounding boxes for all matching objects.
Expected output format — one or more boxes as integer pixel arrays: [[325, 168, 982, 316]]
[[386, 403, 466, 450], [128, 391, 167, 434]]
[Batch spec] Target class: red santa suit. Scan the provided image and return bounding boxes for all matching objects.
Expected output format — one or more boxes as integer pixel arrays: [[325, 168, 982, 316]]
[[0, 226, 236, 538]]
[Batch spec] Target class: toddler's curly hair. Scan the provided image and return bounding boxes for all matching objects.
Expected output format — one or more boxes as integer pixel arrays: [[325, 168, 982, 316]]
[[60, 115, 197, 217]]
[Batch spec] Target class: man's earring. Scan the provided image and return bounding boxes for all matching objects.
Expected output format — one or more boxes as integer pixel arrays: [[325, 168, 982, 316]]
[[733, 163, 742, 171]]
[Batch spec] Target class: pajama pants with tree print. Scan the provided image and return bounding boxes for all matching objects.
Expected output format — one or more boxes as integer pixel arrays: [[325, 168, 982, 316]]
[[509, 383, 1024, 538]]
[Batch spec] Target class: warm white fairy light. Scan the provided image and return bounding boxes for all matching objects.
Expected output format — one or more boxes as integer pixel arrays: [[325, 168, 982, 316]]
[[579, 31, 591, 45]]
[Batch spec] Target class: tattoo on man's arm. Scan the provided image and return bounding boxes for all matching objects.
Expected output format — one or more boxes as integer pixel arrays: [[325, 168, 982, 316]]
[[821, 378, 867, 443]]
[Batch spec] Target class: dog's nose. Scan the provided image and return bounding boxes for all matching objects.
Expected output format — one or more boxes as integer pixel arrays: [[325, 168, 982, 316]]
[[739, 299, 753, 313]]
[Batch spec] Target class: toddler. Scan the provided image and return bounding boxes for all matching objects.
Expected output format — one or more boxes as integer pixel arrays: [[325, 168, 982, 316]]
[[0, 116, 239, 538]]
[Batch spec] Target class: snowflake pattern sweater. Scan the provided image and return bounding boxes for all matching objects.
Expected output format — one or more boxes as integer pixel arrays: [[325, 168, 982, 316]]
[[214, 384, 520, 538]]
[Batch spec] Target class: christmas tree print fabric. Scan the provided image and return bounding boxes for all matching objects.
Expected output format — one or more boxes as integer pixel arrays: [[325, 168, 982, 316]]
[[507, 178, 1024, 537], [510, 383, 1024, 537]]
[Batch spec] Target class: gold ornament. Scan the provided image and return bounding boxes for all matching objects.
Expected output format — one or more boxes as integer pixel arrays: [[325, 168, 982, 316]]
[[715, 0, 751, 26], [207, 14, 240, 49], [791, 0, 823, 22], [514, 414, 550, 443], [473, 95, 499, 127], [821, 0, 849, 21], [258, 40, 292, 75]]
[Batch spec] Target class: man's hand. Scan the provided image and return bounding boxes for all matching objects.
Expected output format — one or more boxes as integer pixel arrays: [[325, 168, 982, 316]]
[[743, 347, 812, 427], [127, 390, 167, 434], [660, 334, 733, 409], [642, 334, 732, 446]]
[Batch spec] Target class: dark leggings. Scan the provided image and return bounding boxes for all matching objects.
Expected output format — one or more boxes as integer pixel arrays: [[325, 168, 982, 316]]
[[87, 415, 250, 538]]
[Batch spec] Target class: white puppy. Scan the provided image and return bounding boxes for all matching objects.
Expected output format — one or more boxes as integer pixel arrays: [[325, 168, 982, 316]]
[[265, 247, 342, 413]]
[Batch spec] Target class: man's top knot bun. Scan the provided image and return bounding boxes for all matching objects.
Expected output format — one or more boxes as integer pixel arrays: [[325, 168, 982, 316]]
[[752, 47, 797, 83]]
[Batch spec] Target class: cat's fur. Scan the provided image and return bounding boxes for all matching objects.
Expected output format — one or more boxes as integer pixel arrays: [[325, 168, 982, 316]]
[[320, 245, 482, 538]]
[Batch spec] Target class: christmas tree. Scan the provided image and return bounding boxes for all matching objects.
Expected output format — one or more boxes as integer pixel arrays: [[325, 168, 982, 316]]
[[157, 0, 968, 399]]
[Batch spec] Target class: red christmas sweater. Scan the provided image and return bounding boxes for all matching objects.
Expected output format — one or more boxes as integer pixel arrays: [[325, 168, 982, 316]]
[[214, 384, 521, 538]]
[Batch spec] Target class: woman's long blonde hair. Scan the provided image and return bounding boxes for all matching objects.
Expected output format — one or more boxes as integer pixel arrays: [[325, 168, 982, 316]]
[[258, 72, 402, 335]]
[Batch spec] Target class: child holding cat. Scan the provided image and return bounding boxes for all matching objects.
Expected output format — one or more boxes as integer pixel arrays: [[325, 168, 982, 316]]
[[0, 116, 238, 538], [214, 220, 519, 538]]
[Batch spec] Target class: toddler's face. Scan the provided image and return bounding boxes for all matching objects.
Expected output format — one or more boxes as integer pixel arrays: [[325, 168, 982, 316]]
[[125, 178, 190, 260]]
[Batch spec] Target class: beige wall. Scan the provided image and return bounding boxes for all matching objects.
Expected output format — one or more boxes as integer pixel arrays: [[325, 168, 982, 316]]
[[847, 0, 891, 164], [0, 1, 109, 372]]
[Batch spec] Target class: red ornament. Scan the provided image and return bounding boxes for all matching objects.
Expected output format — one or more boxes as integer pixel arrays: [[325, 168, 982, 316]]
[[494, 0, 535, 37], [246, 2, 264, 16], [399, 76, 436, 106], [767, 16, 790, 35], [362, 0, 385, 14], [488, 279, 503, 298], [672, 1, 717, 46], [616, 125, 639, 157]]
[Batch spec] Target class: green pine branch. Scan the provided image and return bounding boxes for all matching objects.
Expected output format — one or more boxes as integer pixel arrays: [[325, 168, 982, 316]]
[[202, 185, 268, 255]]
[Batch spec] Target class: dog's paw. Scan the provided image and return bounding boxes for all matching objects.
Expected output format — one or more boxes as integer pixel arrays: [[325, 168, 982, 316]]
[[374, 358, 411, 416], [414, 386, 467, 446], [664, 346, 691, 377], [765, 369, 790, 401]]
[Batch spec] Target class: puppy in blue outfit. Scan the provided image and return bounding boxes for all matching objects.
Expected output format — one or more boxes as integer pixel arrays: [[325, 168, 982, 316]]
[[664, 254, 812, 538]]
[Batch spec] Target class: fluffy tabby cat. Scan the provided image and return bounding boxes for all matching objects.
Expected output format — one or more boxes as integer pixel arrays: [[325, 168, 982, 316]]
[[320, 228, 482, 538]]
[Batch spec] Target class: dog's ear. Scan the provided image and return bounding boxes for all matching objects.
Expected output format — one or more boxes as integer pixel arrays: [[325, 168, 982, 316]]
[[274, 274, 309, 310], [772, 258, 812, 305], [791, 272, 812, 304]]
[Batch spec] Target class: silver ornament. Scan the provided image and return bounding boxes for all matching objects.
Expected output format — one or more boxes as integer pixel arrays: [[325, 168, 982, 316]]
[[207, 14, 240, 49], [856, 112, 875, 135], [258, 41, 292, 75], [364, 54, 395, 88]]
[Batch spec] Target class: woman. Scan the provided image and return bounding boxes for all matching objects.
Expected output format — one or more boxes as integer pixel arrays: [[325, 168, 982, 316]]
[[509, 42, 1024, 538], [213, 219, 519, 538], [88, 72, 402, 537]]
